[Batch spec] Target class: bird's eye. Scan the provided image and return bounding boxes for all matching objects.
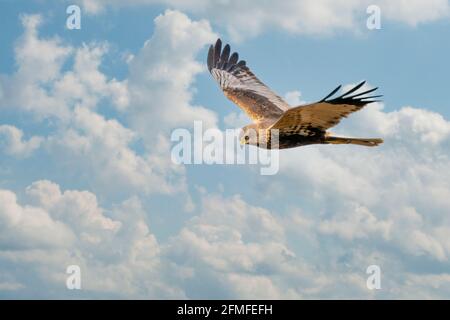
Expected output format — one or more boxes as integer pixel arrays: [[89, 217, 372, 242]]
[[245, 135, 250, 141]]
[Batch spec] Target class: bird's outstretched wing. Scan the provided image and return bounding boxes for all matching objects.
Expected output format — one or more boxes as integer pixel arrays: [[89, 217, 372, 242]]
[[269, 81, 381, 135], [208, 39, 290, 122]]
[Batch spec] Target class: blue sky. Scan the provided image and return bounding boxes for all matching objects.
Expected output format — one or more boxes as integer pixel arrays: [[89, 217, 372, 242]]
[[0, 0, 450, 299]]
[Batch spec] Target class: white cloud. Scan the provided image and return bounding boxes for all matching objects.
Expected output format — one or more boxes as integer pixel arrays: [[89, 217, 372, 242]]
[[0, 187, 75, 249], [402, 273, 450, 298], [1, 7, 450, 299], [0, 11, 222, 297], [0, 181, 183, 298], [0, 14, 128, 120], [0, 125, 43, 157], [0, 14, 72, 119], [0, 12, 197, 197], [74, 0, 450, 40], [127, 9, 218, 141], [46, 106, 186, 195], [22, 10, 219, 196], [53, 42, 130, 111], [275, 98, 450, 264], [378, 0, 450, 26], [165, 193, 301, 298], [318, 205, 392, 241], [284, 90, 306, 106], [26, 180, 121, 236]]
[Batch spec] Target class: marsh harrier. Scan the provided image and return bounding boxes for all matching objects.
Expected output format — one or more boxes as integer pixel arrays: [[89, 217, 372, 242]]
[[207, 39, 383, 149]]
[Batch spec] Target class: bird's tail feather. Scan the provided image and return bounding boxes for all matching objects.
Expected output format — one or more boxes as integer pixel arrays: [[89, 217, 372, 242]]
[[325, 136, 383, 147]]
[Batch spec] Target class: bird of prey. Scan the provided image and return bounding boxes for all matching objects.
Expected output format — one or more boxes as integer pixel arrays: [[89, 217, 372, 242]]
[[207, 39, 383, 149]]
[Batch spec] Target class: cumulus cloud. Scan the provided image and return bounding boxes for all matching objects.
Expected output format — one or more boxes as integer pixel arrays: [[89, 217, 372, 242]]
[[74, 0, 450, 39], [318, 205, 392, 241], [0, 12, 205, 197], [53, 42, 130, 111], [1, 6, 450, 299], [378, 0, 450, 26], [0, 125, 43, 157], [0, 187, 75, 249], [3, 178, 450, 298], [47, 106, 186, 195], [0, 14, 128, 120], [163, 193, 301, 298], [0, 14, 72, 119], [274, 98, 450, 266], [0, 181, 183, 298], [127, 9, 218, 140]]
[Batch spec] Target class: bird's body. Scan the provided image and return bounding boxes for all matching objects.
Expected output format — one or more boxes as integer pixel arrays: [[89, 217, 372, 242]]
[[207, 39, 384, 149]]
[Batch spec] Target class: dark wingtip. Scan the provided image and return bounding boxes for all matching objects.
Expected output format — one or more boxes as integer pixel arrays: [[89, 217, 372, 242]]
[[220, 44, 231, 68], [207, 44, 214, 72], [322, 81, 382, 106], [227, 52, 239, 71], [357, 80, 366, 88], [215, 38, 222, 52], [360, 94, 383, 100], [340, 81, 366, 98], [320, 84, 342, 102], [213, 39, 222, 68], [346, 87, 379, 99], [214, 38, 222, 49], [208, 39, 248, 73]]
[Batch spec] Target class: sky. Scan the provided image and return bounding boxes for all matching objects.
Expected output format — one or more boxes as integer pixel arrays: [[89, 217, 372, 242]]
[[0, 0, 450, 299]]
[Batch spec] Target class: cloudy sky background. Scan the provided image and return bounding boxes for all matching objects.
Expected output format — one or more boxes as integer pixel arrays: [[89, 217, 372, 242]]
[[0, 0, 450, 298]]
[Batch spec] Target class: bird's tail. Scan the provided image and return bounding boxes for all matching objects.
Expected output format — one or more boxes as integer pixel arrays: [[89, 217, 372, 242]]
[[325, 136, 383, 147]]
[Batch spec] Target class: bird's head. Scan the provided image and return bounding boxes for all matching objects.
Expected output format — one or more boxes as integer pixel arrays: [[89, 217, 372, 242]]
[[239, 124, 261, 146]]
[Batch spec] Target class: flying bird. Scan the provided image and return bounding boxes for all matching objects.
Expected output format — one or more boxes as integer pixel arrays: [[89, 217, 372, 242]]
[[207, 39, 383, 149]]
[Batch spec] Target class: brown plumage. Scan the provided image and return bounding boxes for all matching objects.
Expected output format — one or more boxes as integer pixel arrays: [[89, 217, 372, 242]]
[[207, 39, 383, 149]]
